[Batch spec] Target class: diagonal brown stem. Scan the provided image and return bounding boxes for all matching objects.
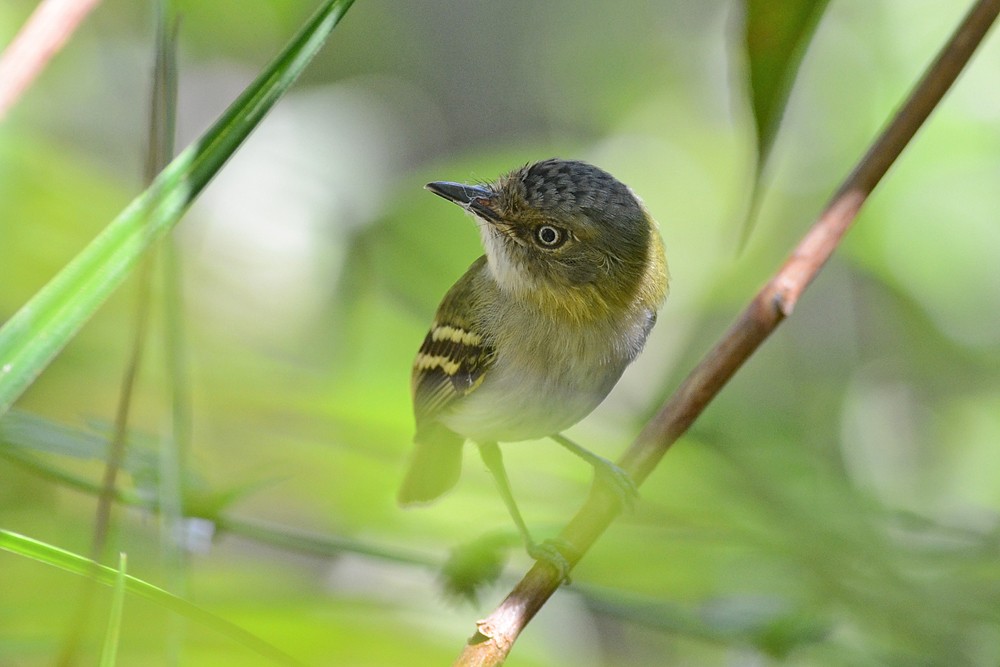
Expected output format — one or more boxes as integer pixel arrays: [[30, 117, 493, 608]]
[[453, 1, 1000, 664]]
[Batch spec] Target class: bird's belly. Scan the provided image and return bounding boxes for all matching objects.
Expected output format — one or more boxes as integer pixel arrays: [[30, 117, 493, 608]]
[[439, 354, 627, 443]]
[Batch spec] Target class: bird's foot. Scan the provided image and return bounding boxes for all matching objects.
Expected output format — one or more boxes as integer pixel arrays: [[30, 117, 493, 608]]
[[591, 457, 639, 511], [549, 434, 639, 511], [527, 538, 576, 584]]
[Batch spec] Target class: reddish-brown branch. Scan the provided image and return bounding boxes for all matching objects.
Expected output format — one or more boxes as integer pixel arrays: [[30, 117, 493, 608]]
[[453, 1, 1000, 664]]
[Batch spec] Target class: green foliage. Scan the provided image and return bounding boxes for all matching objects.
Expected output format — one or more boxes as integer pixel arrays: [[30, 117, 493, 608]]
[[0, 530, 303, 664], [1, 1, 999, 665], [0, 0, 355, 414]]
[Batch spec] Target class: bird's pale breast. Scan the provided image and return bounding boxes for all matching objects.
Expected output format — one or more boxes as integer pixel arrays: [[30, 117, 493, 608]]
[[438, 299, 654, 442]]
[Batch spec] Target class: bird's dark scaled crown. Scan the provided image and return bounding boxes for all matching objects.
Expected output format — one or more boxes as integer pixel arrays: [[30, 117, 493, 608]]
[[516, 159, 640, 221]]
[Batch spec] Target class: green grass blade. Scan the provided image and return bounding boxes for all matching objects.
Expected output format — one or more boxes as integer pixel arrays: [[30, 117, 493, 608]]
[[99, 552, 128, 667], [0, 0, 356, 415], [0, 529, 305, 666]]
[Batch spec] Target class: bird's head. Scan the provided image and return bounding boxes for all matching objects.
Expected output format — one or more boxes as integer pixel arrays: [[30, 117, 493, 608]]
[[426, 159, 667, 321]]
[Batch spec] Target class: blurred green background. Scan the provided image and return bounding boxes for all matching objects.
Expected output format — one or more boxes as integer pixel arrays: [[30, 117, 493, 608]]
[[2, 0, 1000, 665]]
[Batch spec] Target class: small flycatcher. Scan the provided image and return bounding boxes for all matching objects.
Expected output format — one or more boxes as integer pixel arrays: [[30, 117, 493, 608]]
[[398, 158, 668, 567]]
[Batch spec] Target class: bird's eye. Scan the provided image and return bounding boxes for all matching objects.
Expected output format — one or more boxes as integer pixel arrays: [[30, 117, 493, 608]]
[[534, 224, 565, 248]]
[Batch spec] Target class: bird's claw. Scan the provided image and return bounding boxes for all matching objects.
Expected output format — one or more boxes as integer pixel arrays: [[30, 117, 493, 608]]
[[527, 538, 575, 584], [593, 459, 639, 511]]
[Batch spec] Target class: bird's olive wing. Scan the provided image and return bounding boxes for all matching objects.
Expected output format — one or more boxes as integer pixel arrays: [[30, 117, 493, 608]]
[[412, 321, 495, 429]]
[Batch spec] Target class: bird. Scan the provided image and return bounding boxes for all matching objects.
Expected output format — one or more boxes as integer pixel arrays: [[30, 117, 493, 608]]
[[398, 158, 668, 570]]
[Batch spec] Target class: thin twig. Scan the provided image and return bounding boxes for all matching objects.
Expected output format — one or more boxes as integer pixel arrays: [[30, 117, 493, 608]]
[[55, 7, 179, 664], [0, 0, 102, 120], [452, 1, 1000, 664]]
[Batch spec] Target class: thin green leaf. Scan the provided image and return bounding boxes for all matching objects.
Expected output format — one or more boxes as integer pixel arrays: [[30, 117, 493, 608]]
[[745, 0, 830, 169], [99, 552, 128, 667], [0, 410, 157, 472], [146, 20, 191, 658], [737, 0, 830, 249], [0, 0, 356, 416], [218, 515, 437, 569], [0, 529, 305, 666]]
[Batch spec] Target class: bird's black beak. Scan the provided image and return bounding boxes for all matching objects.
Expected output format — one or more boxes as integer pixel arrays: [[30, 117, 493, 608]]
[[425, 181, 499, 221]]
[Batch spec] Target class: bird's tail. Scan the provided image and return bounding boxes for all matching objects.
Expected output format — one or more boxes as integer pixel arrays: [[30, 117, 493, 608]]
[[397, 426, 464, 505]]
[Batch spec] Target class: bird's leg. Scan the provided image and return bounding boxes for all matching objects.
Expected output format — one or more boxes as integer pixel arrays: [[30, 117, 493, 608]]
[[550, 433, 638, 510], [476, 441, 571, 581], [477, 441, 532, 546]]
